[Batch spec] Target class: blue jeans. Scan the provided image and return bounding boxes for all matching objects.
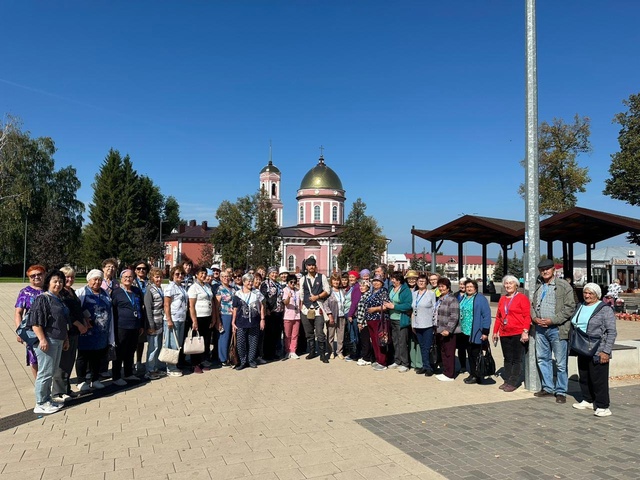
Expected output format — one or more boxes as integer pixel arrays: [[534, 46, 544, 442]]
[[146, 332, 165, 373], [415, 327, 435, 372], [217, 314, 232, 362], [34, 337, 64, 405], [535, 325, 568, 395], [163, 321, 185, 373]]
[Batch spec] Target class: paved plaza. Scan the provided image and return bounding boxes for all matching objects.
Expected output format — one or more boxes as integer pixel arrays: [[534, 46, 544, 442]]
[[1, 282, 639, 480]]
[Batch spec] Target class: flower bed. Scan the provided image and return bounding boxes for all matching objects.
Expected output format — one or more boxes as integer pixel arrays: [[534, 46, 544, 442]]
[[615, 312, 640, 321]]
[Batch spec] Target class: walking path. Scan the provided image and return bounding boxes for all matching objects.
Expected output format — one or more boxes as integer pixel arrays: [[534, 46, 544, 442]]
[[1, 282, 639, 479]]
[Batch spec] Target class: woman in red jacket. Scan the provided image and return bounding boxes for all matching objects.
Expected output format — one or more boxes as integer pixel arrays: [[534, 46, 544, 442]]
[[492, 275, 531, 392]]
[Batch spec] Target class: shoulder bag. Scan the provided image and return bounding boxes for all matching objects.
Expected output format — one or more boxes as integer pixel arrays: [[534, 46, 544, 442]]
[[229, 330, 240, 366], [569, 324, 601, 357], [476, 341, 496, 377], [158, 328, 181, 364]]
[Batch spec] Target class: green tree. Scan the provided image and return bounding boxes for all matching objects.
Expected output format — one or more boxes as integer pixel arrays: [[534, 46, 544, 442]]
[[519, 114, 592, 215], [506, 251, 523, 280], [82, 149, 164, 267], [493, 251, 504, 282], [163, 196, 181, 236], [0, 119, 84, 267], [603, 93, 640, 243], [211, 191, 281, 269], [337, 198, 386, 271]]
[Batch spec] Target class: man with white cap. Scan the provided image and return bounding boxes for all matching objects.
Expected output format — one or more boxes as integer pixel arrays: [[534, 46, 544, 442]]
[[531, 258, 576, 404]]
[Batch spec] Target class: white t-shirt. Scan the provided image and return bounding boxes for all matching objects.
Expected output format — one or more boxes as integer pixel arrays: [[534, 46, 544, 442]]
[[188, 282, 213, 318], [164, 282, 188, 323]]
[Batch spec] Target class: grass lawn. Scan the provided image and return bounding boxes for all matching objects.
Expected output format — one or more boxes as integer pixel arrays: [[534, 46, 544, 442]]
[[0, 277, 25, 283]]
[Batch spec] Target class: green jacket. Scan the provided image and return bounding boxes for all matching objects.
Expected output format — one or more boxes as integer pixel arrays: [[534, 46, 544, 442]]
[[530, 278, 576, 340]]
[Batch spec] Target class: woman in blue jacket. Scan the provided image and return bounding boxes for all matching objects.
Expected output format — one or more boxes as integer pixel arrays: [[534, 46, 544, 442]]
[[459, 279, 491, 384]]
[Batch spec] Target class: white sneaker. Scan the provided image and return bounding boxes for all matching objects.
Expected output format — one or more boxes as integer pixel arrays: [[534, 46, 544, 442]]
[[356, 359, 367, 366], [371, 362, 380, 368], [34, 401, 61, 414], [91, 380, 105, 389], [113, 379, 127, 386], [435, 374, 454, 382], [398, 366, 409, 373], [168, 371, 183, 377], [77, 382, 91, 392], [373, 364, 388, 371], [289, 352, 300, 359], [572, 400, 594, 410], [388, 363, 400, 369], [594, 408, 612, 417]]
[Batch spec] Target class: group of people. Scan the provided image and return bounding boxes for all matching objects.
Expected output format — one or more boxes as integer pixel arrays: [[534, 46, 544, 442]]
[[15, 256, 618, 417]]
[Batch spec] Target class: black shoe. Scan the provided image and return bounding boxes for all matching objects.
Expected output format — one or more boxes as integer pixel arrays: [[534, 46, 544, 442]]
[[463, 376, 478, 384], [319, 342, 329, 364], [424, 369, 434, 377], [235, 364, 246, 371], [415, 368, 427, 375], [306, 340, 318, 360], [249, 363, 257, 369], [555, 394, 566, 404]]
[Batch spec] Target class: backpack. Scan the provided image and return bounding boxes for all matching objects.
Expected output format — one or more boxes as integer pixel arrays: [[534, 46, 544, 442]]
[[16, 309, 40, 347]]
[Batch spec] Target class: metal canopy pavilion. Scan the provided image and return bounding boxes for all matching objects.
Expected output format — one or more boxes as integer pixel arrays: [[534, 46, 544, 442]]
[[411, 215, 524, 289], [411, 207, 640, 287]]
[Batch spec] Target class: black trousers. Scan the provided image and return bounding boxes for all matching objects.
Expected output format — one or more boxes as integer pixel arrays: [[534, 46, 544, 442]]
[[113, 328, 139, 380], [391, 320, 410, 368], [76, 347, 107, 382], [302, 314, 326, 343], [466, 342, 482, 379], [456, 332, 469, 371], [500, 335, 525, 386], [359, 325, 373, 362], [578, 354, 610, 409], [191, 316, 212, 366], [263, 311, 284, 360]]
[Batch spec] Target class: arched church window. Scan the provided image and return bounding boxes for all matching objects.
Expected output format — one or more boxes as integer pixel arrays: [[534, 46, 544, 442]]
[[299, 205, 304, 223], [288, 255, 295, 271], [272, 183, 277, 197], [314, 205, 321, 222], [332, 206, 338, 223]]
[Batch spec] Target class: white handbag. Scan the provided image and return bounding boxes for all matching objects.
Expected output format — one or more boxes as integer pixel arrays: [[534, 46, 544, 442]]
[[158, 329, 180, 365], [183, 328, 205, 355]]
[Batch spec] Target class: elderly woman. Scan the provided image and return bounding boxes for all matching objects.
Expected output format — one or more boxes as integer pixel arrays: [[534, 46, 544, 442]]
[[356, 280, 373, 366], [365, 275, 391, 371], [133, 261, 150, 373], [28, 270, 70, 414], [76, 269, 114, 391], [459, 279, 492, 384], [52, 266, 86, 403], [111, 270, 145, 386], [101, 258, 119, 294], [282, 274, 301, 359], [216, 270, 236, 366], [434, 278, 459, 382], [492, 275, 531, 392], [384, 271, 413, 373], [325, 273, 347, 360], [188, 266, 215, 373], [260, 267, 284, 361], [405, 270, 419, 291], [232, 273, 266, 370], [144, 267, 165, 379], [412, 274, 437, 376], [344, 270, 361, 361], [163, 266, 188, 377], [571, 283, 617, 417], [14, 264, 46, 379]]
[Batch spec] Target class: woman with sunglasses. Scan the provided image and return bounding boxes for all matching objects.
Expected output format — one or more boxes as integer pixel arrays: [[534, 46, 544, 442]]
[[216, 270, 236, 366], [133, 261, 150, 374], [282, 274, 301, 359], [14, 264, 46, 379], [163, 266, 189, 377]]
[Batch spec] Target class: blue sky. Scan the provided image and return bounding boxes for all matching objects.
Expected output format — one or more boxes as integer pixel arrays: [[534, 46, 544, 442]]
[[2, 0, 639, 258]]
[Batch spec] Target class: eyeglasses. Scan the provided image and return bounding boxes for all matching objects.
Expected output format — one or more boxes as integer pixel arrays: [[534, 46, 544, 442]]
[[29, 273, 43, 279], [136, 267, 147, 271]]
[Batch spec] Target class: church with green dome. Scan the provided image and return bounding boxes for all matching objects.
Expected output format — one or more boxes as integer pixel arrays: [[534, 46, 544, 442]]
[[260, 153, 346, 275]]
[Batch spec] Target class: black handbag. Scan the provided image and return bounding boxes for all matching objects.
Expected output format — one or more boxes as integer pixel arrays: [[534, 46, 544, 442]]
[[476, 342, 496, 377], [569, 325, 601, 357], [428, 342, 439, 366]]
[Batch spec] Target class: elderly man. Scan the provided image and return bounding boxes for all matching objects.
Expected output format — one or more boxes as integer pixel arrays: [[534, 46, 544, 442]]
[[531, 259, 576, 404], [374, 264, 390, 291], [299, 257, 330, 363]]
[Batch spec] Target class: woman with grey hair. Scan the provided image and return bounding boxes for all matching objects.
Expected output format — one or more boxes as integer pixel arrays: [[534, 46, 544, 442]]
[[492, 275, 531, 391], [232, 273, 266, 370], [571, 282, 617, 417]]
